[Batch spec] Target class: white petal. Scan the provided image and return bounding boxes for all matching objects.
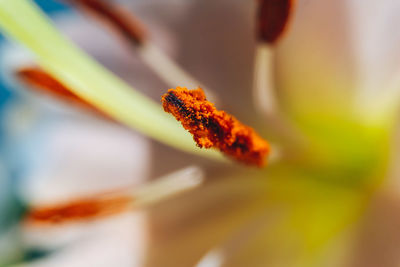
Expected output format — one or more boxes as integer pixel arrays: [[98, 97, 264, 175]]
[[348, 0, 400, 96]]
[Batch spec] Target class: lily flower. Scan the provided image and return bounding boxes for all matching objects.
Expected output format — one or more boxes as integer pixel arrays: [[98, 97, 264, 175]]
[[1, 0, 400, 266]]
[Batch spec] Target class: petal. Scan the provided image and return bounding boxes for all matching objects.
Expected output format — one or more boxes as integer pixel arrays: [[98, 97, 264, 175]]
[[347, 0, 400, 98], [350, 193, 400, 267], [276, 0, 358, 116]]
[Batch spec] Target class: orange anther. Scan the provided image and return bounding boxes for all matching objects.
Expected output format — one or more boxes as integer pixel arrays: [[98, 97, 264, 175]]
[[162, 87, 270, 167]]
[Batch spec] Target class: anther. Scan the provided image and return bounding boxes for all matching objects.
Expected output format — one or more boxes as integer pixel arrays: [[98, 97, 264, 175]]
[[26, 195, 132, 224], [66, 0, 146, 45], [25, 166, 203, 225], [257, 0, 295, 44], [16, 67, 109, 118], [162, 87, 270, 167]]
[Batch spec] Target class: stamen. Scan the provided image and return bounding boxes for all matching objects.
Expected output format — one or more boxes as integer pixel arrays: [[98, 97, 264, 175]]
[[66, 0, 146, 45], [162, 87, 270, 167], [67, 0, 219, 103], [25, 166, 203, 225], [257, 0, 295, 44], [253, 0, 296, 117], [251, 0, 308, 150], [16, 66, 108, 118]]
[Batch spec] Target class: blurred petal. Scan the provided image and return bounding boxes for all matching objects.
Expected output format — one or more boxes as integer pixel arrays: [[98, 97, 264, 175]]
[[145, 167, 367, 267], [347, 0, 400, 99], [25, 213, 147, 267], [20, 118, 150, 204], [350, 192, 400, 267], [272, 0, 394, 175], [276, 0, 357, 116]]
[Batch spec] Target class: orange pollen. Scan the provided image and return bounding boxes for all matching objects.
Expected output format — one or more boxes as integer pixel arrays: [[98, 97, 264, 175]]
[[162, 87, 270, 167], [26, 195, 132, 225], [17, 67, 109, 118], [66, 0, 147, 46], [257, 0, 295, 44]]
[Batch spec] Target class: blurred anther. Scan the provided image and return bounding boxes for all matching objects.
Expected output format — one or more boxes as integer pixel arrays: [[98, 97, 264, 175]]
[[25, 166, 203, 225], [16, 66, 109, 118], [27, 195, 132, 224], [257, 0, 295, 44], [162, 87, 270, 167], [66, 0, 146, 45]]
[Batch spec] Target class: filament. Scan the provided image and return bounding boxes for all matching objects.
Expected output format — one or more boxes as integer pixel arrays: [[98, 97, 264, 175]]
[[138, 43, 219, 103], [252, 43, 277, 116]]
